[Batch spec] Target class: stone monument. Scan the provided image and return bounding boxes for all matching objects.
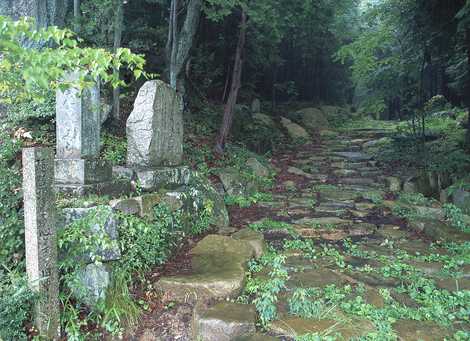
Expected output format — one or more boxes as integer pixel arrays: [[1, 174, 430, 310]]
[[23, 147, 60, 339], [126, 80, 190, 190], [55, 72, 129, 196]]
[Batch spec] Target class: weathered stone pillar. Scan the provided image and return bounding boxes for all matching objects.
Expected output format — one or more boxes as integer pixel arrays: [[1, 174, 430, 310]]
[[56, 72, 101, 160], [23, 147, 60, 339], [126, 80, 190, 191], [54, 72, 130, 196]]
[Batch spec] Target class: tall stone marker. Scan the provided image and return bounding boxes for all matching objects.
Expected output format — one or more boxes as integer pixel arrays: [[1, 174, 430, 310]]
[[55, 72, 124, 196], [23, 147, 60, 339], [126, 80, 190, 190], [127, 80, 184, 167]]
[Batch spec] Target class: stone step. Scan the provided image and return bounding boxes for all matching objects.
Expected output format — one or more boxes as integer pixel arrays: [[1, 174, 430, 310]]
[[333, 169, 359, 177], [333, 152, 372, 162], [156, 232, 265, 304], [192, 302, 256, 341], [338, 177, 383, 187]]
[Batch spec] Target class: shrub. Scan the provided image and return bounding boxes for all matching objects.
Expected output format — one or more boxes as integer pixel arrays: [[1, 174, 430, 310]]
[[0, 129, 24, 269], [57, 203, 191, 338], [101, 133, 127, 166], [0, 270, 35, 341], [6, 92, 55, 123]]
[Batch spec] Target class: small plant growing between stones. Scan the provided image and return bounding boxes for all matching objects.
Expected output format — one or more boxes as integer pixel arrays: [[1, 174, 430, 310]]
[[391, 203, 417, 220], [363, 191, 384, 204], [101, 133, 127, 166], [225, 192, 273, 208], [443, 204, 470, 233], [397, 192, 434, 207], [190, 199, 214, 235], [249, 218, 293, 233], [242, 250, 289, 327], [289, 287, 333, 319]]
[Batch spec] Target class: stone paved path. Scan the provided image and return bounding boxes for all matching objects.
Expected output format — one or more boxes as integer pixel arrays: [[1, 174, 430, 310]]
[[137, 127, 470, 340], [235, 128, 470, 340]]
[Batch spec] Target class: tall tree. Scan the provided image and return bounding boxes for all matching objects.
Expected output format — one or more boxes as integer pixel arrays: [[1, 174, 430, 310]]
[[0, 0, 67, 27], [112, 0, 124, 120], [73, 0, 81, 31], [166, 0, 203, 90], [215, 8, 246, 153]]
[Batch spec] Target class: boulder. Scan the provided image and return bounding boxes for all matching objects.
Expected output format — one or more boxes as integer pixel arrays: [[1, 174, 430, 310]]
[[408, 217, 470, 242], [293, 107, 329, 132], [112, 166, 135, 181], [251, 98, 261, 113], [60, 206, 121, 262], [217, 168, 256, 196], [192, 302, 256, 341], [156, 235, 255, 303], [126, 80, 184, 167], [319, 105, 349, 123], [280, 117, 310, 140], [451, 188, 470, 214], [109, 197, 140, 215], [232, 228, 266, 258], [71, 263, 111, 308], [403, 174, 434, 197], [184, 176, 230, 228], [234, 113, 283, 153], [385, 176, 402, 192], [253, 113, 275, 127], [246, 157, 270, 177]]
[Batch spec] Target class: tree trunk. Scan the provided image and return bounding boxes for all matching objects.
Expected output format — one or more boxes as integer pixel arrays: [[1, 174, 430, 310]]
[[464, 27, 470, 149], [166, 0, 202, 90], [214, 9, 247, 154], [73, 0, 80, 32], [271, 64, 278, 111], [112, 0, 124, 121], [2, 0, 67, 27]]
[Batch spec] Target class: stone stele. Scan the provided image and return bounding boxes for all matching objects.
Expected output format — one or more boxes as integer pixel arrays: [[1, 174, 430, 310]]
[[23, 147, 60, 339], [126, 80, 184, 167]]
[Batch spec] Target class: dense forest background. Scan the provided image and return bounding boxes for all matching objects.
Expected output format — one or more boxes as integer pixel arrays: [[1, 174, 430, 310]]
[[1, 0, 469, 133]]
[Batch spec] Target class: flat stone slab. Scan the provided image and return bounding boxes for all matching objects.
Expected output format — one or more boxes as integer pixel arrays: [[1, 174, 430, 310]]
[[287, 166, 315, 179], [294, 217, 352, 226], [393, 319, 452, 341], [434, 277, 470, 291], [56, 178, 131, 197], [287, 268, 347, 288], [55, 158, 112, 185], [333, 169, 358, 177], [156, 235, 256, 303], [339, 177, 379, 186], [193, 302, 256, 341], [269, 316, 375, 339], [376, 225, 410, 240], [333, 152, 372, 162], [136, 166, 191, 191], [233, 334, 278, 341]]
